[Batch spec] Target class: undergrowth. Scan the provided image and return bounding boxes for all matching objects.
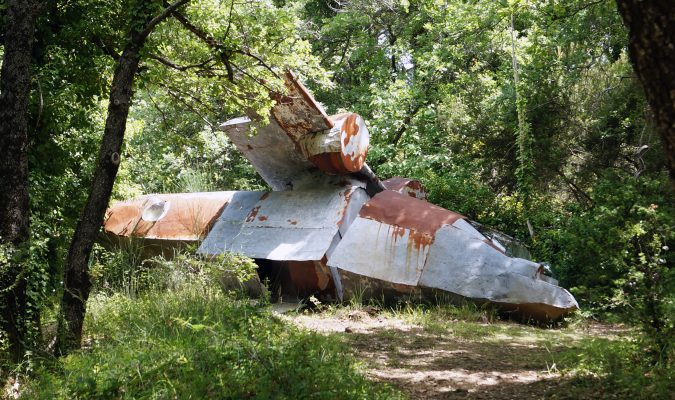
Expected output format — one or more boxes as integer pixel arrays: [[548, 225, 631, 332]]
[[18, 255, 400, 399]]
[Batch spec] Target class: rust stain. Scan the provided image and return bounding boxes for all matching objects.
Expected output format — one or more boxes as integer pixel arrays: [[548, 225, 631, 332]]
[[341, 114, 359, 147], [286, 260, 320, 292], [389, 225, 432, 254], [360, 191, 464, 237], [259, 192, 271, 201], [287, 219, 298, 225], [103, 193, 234, 241], [306, 112, 368, 175], [245, 205, 261, 222], [258, 215, 268, 221], [483, 238, 506, 254], [382, 177, 427, 200], [307, 148, 366, 175], [336, 188, 353, 227], [309, 152, 349, 175], [269, 71, 333, 141]]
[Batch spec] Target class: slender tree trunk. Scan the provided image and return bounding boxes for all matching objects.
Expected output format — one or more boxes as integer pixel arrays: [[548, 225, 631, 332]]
[[616, 1, 675, 186], [56, 0, 190, 355], [0, 0, 41, 361]]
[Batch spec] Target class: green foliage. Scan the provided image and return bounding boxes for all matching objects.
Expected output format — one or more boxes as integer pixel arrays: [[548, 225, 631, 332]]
[[21, 275, 399, 399], [546, 172, 674, 362], [0, 232, 51, 371], [303, 0, 673, 363], [557, 336, 674, 398]]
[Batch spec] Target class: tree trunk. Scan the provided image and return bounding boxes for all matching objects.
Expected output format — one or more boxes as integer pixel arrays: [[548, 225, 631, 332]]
[[616, 1, 675, 186], [56, 0, 190, 355], [56, 43, 143, 354], [0, 0, 41, 361]]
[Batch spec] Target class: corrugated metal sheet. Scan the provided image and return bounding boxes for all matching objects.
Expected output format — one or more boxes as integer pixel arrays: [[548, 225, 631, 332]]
[[328, 217, 431, 286], [198, 191, 267, 255], [419, 226, 577, 320], [199, 186, 369, 261]]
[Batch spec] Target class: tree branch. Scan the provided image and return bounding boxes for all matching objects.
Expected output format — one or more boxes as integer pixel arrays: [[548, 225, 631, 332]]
[[171, 9, 280, 79], [92, 35, 121, 60], [148, 53, 215, 71], [140, 0, 191, 38]]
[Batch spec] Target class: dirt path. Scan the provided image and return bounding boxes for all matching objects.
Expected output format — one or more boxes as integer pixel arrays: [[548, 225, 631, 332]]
[[285, 309, 623, 399]]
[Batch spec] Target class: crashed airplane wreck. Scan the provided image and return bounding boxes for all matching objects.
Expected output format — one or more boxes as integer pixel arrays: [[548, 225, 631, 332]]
[[103, 72, 578, 322]]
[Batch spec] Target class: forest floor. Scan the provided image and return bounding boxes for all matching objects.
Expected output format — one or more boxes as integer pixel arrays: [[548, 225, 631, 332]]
[[281, 306, 635, 399]]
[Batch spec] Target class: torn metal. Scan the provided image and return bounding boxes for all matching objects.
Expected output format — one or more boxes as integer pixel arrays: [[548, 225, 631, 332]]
[[382, 177, 427, 200], [102, 72, 578, 321]]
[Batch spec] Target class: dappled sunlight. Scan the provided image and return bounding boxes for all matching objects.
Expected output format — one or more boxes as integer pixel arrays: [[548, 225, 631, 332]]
[[286, 311, 633, 399]]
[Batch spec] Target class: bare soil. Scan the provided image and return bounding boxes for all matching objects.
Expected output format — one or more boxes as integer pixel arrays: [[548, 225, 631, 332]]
[[284, 309, 625, 399]]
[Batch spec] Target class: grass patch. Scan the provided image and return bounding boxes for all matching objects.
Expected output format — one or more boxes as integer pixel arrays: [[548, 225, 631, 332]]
[[554, 336, 674, 399], [21, 283, 401, 399]]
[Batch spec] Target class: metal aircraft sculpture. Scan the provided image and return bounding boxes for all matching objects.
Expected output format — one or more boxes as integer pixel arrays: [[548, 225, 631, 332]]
[[103, 72, 578, 321]]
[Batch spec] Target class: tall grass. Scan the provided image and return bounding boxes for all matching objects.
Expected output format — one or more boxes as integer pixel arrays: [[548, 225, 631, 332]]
[[21, 254, 400, 399]]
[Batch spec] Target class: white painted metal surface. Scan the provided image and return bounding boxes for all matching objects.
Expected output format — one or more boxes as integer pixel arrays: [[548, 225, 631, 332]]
[[198, 191, 267, 255], [199, 186, 369, 261], [220, 117, 315, 191], [328, 205, 578, 316], [328, 216, 432, 286]]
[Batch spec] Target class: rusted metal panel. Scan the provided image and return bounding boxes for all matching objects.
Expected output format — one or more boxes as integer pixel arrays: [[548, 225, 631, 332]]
[[270, 71, 333, 141], [382, 177, 428, 200], [359, 190, 464, 235], [327, 190, 578, 321], [301, 113, 369, 175], [328, 217, 432, 286], [220, 114, 370, 189], [199, 186, 369, 262], [221, 74, 370, 189], [328, 191, 463, 286], [103, 191, 236, 241]]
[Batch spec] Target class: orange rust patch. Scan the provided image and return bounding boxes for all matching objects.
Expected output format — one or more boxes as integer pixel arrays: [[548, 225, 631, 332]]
[[341, 114, 360, 147], [309, 152, 349, 175], [337, 188, 354, 227], [259, 192, 271, 201], [308, 151, 366, 175], [286, 261, 321, 292], [245, 205, 261, 222], [258, 215, 268, 221], [360, 191, 464, 237], [382, 177, 427, 200], [103, 193, 233, 240]]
